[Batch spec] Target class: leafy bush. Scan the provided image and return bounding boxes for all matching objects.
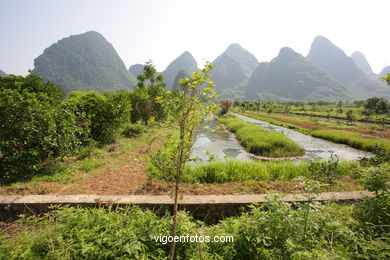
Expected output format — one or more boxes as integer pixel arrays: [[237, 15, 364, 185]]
[[219, 116, 304, 157], [308, 154, 342, 183], [354, 164, 390, 235], [122, 123, 145, 138], [0, 73, 65, 101], [63, 91, 132, 143], [0, 89, 83, 184]]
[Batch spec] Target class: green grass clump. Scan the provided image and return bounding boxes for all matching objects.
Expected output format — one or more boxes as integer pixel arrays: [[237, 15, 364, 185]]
[[182, 159, 358, 184], [312, 130, 390, 153], [78, 158, 104, 172], [183, 160, 309, 183], [220, 116, 304, 157]]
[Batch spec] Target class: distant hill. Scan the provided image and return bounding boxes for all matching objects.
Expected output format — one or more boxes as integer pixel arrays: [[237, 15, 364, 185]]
[[172, 70, 191, 91], [245, 47, 350, 100], [0, 70, 7, 77], [350, 51, 376, 78], [379, 65, 390, 77], [211, 44, 258, 95], [162, 51, 198, 89], [33, 31, 136, 92], [307, 36, 390, 99], [129, 64, 144, 78]]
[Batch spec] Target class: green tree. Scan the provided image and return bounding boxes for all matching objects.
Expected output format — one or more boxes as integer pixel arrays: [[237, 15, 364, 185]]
[[346, 110, 355, 124], [166, 62, 217, 259], [381, 73, 390, 85], [131, 62, 167, 124]]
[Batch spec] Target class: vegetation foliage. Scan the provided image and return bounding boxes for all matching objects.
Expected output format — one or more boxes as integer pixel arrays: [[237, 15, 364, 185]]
[[1, 190, 389, 259]]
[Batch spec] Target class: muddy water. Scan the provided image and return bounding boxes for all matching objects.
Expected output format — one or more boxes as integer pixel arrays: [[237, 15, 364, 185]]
[[191, 118, 252, 161], [191, 114, 372, 162]]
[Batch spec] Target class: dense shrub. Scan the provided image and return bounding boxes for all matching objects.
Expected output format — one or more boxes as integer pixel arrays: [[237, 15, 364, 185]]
[[63, 91, 132, 143], [354, 164, 390, 235], [0, 73, 65, 101], [0, 74, 132, 183], [0, 77, 82, 183]]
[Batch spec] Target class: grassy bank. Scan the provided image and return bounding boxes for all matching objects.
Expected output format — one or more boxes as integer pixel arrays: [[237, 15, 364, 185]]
[[219, 116, 304, 157], [238, 111, 390, 153]]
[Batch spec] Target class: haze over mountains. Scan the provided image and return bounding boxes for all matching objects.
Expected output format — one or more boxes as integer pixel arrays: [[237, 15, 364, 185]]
[[27, 31, 390, 100], [0, 70, 7, 77]]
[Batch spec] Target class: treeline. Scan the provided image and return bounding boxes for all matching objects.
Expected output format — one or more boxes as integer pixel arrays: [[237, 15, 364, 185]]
[[0, 63, 173, 184]]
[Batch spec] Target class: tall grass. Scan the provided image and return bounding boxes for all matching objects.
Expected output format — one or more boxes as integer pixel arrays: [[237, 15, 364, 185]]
[[312, 130, 390, 153], [219, 116, 304, 157], [182, 159, 357, 183]]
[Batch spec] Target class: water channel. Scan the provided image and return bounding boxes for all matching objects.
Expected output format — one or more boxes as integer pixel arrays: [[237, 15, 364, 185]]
[[191, 113, 372, 162]]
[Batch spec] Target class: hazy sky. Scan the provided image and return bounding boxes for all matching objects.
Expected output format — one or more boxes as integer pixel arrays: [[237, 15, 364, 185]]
[[1, 0, 389, 75]]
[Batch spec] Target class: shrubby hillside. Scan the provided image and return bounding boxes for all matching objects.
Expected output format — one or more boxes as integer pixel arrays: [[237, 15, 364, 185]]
[[33, 31, 136, 92]]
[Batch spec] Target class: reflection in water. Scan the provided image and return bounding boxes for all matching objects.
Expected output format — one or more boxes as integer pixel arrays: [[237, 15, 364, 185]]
[[191, 114, 372, 162], [190, 118, 251, 161]]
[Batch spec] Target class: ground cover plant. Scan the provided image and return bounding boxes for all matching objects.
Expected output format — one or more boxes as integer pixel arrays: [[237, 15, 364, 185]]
[[1, 187, 389, 259], [219, 115, 304, 157]]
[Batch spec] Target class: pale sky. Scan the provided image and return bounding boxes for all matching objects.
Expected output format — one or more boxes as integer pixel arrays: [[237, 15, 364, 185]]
[[0, 0, 389, 75]]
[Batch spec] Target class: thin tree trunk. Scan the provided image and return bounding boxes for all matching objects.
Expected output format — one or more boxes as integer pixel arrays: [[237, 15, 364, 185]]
[[169, 175, 180, 260], [169, 134, 185, 260]]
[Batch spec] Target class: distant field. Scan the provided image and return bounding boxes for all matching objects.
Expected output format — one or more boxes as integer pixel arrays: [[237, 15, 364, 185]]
[[238, 110, 390, 153]]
